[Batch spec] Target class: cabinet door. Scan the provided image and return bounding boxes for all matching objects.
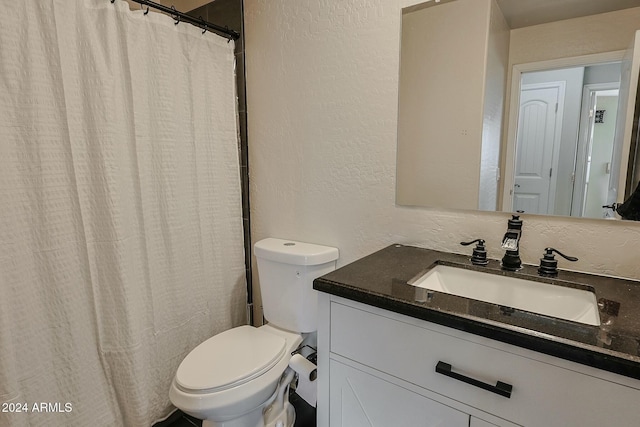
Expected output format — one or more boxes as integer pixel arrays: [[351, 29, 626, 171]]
[[329, 359, 468, 427]]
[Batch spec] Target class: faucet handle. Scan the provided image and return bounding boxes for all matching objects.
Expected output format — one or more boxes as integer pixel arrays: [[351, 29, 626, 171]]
[[538, 248, 578, 277], [460, 239, 489, 266]]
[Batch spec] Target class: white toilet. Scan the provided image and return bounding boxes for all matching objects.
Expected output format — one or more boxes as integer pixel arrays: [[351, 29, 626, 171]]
[[169, 238, 339, 427]]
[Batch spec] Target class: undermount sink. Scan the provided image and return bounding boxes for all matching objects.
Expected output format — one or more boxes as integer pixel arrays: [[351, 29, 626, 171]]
[[409, 265, 600, 326]]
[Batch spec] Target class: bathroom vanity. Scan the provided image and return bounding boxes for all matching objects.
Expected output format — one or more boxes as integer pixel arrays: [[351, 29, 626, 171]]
[[313, 245, 640, 426]]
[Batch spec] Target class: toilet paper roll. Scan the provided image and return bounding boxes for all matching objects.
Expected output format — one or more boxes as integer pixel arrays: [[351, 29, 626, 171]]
[[289, 353, 317, 407], [290, 353, 317, 380]]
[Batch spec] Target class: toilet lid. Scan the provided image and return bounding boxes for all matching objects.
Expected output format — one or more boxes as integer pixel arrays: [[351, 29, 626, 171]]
[[175, 325, 287, 393]]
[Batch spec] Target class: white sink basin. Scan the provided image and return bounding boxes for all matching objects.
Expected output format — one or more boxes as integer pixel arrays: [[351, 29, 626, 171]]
[[409, 265, 600, 326]]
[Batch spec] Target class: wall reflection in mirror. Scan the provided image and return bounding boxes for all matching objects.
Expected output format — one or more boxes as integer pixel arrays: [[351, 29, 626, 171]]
[[396, 0, 640, 221]]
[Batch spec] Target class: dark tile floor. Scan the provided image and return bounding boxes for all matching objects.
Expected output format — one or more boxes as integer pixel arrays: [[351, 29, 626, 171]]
[[153, 409, 201, 427], [290, 390, 317, 427], [153, 390, 316, 427]]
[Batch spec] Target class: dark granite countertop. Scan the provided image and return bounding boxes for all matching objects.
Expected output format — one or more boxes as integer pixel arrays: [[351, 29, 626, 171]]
[[314, 244, 640, 380]]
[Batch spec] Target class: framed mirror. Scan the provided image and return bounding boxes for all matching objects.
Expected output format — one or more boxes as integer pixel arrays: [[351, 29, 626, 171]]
[[396, 0, 640, 220]]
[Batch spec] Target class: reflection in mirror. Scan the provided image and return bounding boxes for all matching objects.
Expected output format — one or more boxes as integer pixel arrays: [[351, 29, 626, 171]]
[[510, 63, 621, 218], [397, 0, 508, 211], [396, 0, 640, 221]]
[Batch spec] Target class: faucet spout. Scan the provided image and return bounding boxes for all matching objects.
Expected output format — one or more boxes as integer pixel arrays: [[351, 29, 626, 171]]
[[501, 230, 521, 251], [501, 215, 523, 271]]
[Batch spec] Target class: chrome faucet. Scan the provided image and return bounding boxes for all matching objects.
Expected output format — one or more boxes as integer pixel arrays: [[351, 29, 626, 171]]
[[501, 214, 523, 271]]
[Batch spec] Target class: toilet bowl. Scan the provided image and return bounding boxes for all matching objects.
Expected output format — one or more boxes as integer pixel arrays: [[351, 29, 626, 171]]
[[169, 324, 302, 427], [169, 238, 339, 427]]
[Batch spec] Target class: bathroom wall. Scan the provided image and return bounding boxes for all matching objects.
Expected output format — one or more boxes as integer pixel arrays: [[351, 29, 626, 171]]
[[508, 7, 640, 66], [397, 0, 493, 210], [174, 0, 212, 11], [244, 0, 640, 321], [480, 0, 510, 212]]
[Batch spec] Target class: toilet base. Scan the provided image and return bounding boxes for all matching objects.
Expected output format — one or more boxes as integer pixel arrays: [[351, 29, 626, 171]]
[[264, 401, 295, 427], [200, 369, 296, 427], [199, 399, 295, 427]]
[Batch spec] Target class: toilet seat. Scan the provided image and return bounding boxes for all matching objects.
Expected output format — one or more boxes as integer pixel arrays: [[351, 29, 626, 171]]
[[175, 325, 287, 394]]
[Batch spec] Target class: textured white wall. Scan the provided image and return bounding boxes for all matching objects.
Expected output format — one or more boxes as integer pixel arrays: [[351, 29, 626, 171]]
[[244, 0, 640, 315], [479, 0, 510, 211], [396, 0, 488, 210], [509, 7, 640, 66]]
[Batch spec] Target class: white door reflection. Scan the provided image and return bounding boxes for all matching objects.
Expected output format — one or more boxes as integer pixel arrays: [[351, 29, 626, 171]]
[[511, 63, 621, 218], [513, 82, 565, 214]]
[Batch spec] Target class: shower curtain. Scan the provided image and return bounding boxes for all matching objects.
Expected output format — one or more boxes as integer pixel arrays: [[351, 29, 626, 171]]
[[0, 1, 246, 425]]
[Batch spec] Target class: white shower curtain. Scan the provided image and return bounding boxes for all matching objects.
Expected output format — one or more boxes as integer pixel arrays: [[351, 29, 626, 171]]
[[0, 1, 246, 425]]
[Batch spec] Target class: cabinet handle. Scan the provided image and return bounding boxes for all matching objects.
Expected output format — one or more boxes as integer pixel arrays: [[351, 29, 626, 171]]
[[435, 361, 512, 398]]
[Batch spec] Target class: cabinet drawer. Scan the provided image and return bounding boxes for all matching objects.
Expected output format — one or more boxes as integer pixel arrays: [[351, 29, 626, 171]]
[[330, 301, 640, 427]]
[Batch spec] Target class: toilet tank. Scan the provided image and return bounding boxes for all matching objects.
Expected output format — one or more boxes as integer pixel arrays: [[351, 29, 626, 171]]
[[254, 238, 339, 333]]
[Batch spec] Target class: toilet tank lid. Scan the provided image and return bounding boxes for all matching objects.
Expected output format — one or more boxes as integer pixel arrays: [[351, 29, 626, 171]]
[[254, 238, 339, 266]]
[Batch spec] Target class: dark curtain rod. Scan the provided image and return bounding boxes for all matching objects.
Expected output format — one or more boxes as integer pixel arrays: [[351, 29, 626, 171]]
[[114, 0, 240, 40]]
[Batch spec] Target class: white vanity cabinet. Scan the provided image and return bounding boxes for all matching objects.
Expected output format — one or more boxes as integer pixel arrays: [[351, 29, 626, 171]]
[[317, 294, 640, 427]]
